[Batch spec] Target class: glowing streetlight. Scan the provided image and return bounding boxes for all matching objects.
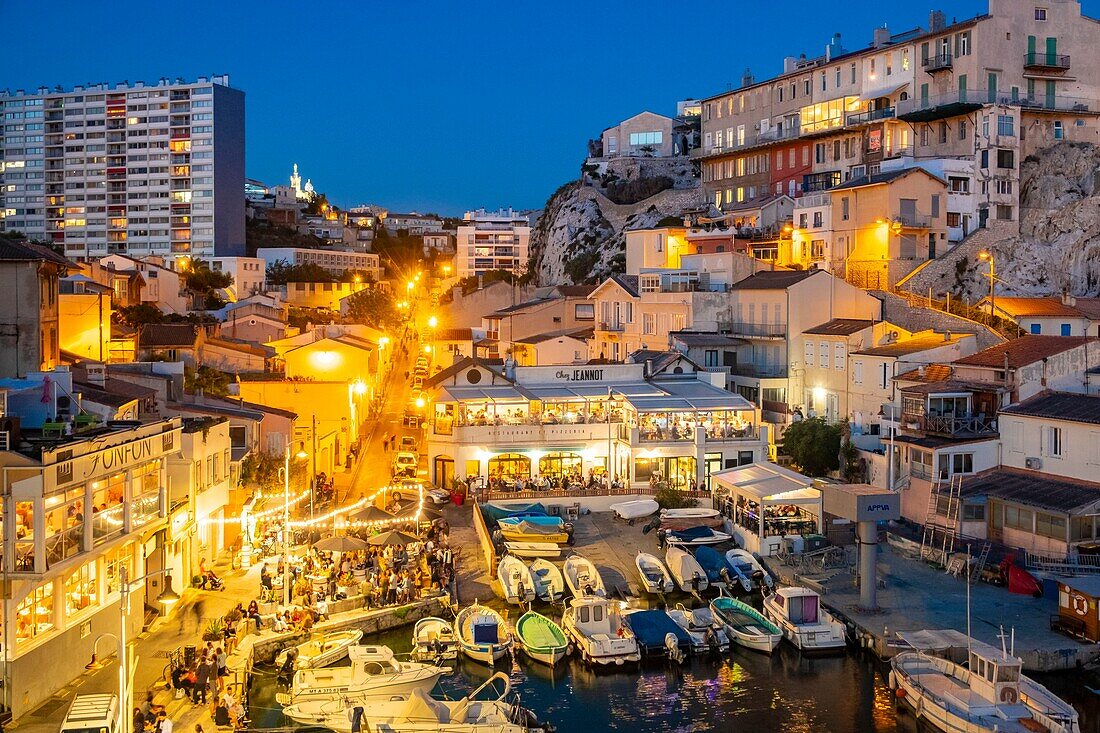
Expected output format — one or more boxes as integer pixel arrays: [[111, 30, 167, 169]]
[[423, 345, 432, 354], [415, 396, 426, 409], [979, 250, 995, 314], [379, 336, 390, 348], [353, 275, 361, 284], [351, 379, 367, 396], [427, 315, 438, 329], [442, 264, 452, 275], [406, 281, 414, 292]]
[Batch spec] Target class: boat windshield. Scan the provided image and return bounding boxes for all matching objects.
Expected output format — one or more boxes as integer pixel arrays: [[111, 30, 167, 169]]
[[997, 664, 1020, 683], [788, 595, 819, 624]]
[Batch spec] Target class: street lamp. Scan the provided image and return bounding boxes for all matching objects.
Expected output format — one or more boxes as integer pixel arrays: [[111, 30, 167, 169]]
[[427, 315, 438, 329], [978, 250, 995, 315]]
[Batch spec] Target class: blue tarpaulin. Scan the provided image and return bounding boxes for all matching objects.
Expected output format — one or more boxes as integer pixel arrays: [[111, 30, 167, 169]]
[[479, 502, 548, 524], [694, 546, 732, 583], [624, 610, 691, 657]]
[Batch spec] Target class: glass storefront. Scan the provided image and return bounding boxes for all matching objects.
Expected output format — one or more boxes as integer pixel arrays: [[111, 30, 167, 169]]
[[91, 473, 126, 545], [16, 582, 54, 643], [488, 453, 531, 481], [45, 487, 85, 567], [636, 409, 756, 442], [130, 460, 162, 530], [634, 456, 698, 488], [64, 561, 97, 617], [538, 452, 583, 480]]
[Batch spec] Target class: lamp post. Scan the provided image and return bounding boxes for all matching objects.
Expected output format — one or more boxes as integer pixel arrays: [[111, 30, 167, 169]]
[[116, 567, 179, 733], [282, 443, 308, 607], [979, 250, 995, 316]]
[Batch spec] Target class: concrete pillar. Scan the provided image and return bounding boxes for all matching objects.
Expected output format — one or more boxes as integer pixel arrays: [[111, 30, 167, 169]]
[[859, 519, 878, 610]]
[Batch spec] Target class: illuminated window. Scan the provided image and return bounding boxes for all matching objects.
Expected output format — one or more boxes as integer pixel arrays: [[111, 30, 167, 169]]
[[16, 582, 54, 642], [65, 561, 98, 617]]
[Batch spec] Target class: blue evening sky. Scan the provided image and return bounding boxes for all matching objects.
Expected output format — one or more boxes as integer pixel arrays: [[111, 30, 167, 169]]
[[4, 0, 1009, 215]]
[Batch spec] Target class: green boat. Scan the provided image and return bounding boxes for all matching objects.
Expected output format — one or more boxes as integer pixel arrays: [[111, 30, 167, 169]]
[[515, 611, 571, 667], [710, 596, 783, 654]]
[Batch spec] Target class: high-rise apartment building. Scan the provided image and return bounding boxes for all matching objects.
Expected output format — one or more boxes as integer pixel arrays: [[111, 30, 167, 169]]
[[455, 208, 531, 278], [0, 75, 245, 262]]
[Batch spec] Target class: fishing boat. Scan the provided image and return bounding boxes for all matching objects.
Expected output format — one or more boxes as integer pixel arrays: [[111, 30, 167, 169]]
[[563, 555, 606, 597], [610, 499, 659, 522], [661, 507, 720, 521], [410, 617, 458, 662], [725, 548, 774, 591], [515, 611, 571, 667], [497, 555, 537, 605], [623, 609, 691, 661], [563, 595, 641, 666], [694, 546, 745, 591], [666, 604, 730, 653], [273, 629, 363, 669], [665, 546, 709, 593], [635, 552, 674, 594], [664, 526, 732, 546], [497, 518, 571, 545], [281, 672, 553, 733], [762, 587, 847, 653], [529, 559, 565, 602], [710, 596, 782, 654], [455, 602, 514, 665], [276, 645, 447, 705], [891, 635, 1080, 733], [504, 541, 565, 559]]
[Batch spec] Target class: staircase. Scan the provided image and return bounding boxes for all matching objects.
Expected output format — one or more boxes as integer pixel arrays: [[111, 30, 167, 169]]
[[920, 474, 963, 567]]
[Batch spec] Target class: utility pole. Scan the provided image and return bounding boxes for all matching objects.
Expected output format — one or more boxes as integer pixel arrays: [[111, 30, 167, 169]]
[[283, 446, 291, 607], [311, 414, 318, 521]]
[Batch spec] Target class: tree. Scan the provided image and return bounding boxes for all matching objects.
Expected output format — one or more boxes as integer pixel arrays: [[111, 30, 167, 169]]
[[185, 365, 230, 397], [182, 259, 233, 310], [782, 417, 842, 477], [265, 259, 335, 285], [116, 303, 166, 328], [344, 287, 401, 332]]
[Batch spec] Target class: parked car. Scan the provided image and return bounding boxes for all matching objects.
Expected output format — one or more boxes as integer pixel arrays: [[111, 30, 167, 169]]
[[399, 435, 418, 452], [392, 451, 418, 478]]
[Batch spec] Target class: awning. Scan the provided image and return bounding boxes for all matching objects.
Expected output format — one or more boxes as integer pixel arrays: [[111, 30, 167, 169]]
[[437, 385, 527, 403], [712, 462, 821, 504], [860, 82, 910, 102]]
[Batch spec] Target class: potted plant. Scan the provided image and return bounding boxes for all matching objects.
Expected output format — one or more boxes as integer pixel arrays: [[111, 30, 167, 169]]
[[202, 619, 226, 642]]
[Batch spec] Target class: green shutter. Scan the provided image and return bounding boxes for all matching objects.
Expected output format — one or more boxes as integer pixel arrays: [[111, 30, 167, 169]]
[[921, 83, 929, 106], [1046, 80, 1056, 109], [958, 74, 967, 103], [1027, 78, 1036, 101], [987, 73, 997, 103], [1046, 37, 1058, 66]]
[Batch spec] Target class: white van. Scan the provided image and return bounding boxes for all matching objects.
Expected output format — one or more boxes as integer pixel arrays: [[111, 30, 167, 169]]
[[60, 694, 118, 733]]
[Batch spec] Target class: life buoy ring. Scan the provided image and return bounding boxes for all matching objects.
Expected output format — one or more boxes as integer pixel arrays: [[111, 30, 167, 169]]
[[1000, 686, 1019, 704], [1072, 593, 1089, 616]]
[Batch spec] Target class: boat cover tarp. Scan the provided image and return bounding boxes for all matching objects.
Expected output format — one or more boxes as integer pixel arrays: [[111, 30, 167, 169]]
[[500, 515, 562, 528], [625, 610, 690, 653], [694, 547, 731, 582], [514, 520, 564, 536], [480, 502, 547, 523], [473, 622, 499, 645]]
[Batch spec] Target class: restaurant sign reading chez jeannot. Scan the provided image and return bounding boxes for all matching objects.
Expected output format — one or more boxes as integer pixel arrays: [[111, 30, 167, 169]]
[[554, 368, 605, 382], [53, 430, 178, 485]]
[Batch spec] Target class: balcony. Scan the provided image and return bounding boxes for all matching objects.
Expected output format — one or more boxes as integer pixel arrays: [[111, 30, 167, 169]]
[[1024, 52, 1071, 72], [893, 213, 932, 228], [436, 420, 629, 445], [599, 320, 625, 332], [922, 53, 953, 73], [903, 413, 998, 438], [729, 363, 788, 378], [846, 107, 896, 126], [720, 321, 787, 339]]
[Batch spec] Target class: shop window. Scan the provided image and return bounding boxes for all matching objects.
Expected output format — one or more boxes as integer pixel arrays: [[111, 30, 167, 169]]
[[15, 500, 36, 571], [1004, 505, 1033, 532], [105, 543, 134, 595], [90, 473, 126, 545], [65, 561, 98, 617], [16, 582, 54, 642], [1036, 512, 1066, 539], [538, 452, 583, 480], [487, 453, 531, 481], [131, 460, 163, 529]]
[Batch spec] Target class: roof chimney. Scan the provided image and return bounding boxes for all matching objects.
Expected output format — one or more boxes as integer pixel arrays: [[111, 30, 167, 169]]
[[929, 10, 946, 32], [86, 362, 107, 388], [740, 68, 754, 88], [873, 25, 890, 49], [1062, 289, 1077, 307], [943, 330, 952, 342]]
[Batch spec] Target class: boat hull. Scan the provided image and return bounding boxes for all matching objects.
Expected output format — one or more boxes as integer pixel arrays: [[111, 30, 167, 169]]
[[456, 606, 514, 667], [762, 597, 847, 654], [274, 630, 363, 669], [504, 541, 563, 559], [635, 553, 674, 594]]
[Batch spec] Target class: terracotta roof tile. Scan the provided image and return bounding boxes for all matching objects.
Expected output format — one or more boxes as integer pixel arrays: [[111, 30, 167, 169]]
[[952, 335, 1096, 369]]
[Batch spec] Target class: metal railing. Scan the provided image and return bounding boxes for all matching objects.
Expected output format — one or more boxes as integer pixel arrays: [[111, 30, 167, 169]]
[[846, 107, 896, 126], [894, 213, 933, 228], [1026, 550, 1100, 574], [922, 53, 953, 72], [919, 414, 998, 437], [899, 89, 1096, 117], [719, 321, 787, 338], [729, 363, 788, 378], [598, 320, 625, 332], [1024, 52, 1070, 69]]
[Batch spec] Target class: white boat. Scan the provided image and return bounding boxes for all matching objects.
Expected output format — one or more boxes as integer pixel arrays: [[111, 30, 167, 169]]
[[455, 602, 514, 665], [891, 639, 1080, 733], [282, 672, 552, 733], [504, 541, 564, 559], [665, 546, 709, 593], [274, 629, 364, 669], [276, 645, 447, 705], [762, 587, 847, 653], [529, 559, 565, 602], [710, 596, 783, 654], [610, 499, 659, 522], [563, 555, 606, 598], [664, 527, 732, 546], [634, 552, 674, 594], [666, 604, 730, 653], [497, 555, 536, 605], [725, 548, 774, 592], [563, 595, 641, 666], [410, 617, 458, 662], [660, 507, 720, 521]]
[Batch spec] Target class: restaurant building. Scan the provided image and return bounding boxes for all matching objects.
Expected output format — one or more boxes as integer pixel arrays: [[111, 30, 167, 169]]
[[0, 398, 182, 721], [424, 354, 769, 491]]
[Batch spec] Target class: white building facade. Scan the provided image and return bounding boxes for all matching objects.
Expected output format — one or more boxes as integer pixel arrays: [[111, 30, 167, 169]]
[[455, 209, 531, 278]]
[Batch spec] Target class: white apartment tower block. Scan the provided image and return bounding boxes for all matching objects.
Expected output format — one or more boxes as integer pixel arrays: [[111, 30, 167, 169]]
[[455, 207, 531, 278], [0, 75, 246, 261]]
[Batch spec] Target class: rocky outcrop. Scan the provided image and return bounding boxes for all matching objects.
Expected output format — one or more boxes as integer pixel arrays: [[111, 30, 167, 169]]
[[528, 157, 703, 285], [904, 142, 1100, 299]]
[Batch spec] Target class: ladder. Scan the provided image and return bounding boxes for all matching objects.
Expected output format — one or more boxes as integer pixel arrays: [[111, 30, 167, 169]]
[[970, 542, 992, 584], [920, 474, 963, 567]]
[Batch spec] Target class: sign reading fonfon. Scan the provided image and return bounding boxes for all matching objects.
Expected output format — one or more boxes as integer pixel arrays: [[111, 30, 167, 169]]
[[53, 430, 178, 486]]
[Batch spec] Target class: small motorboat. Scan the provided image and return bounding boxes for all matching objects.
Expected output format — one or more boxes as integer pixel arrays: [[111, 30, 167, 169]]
[[455, 602, 514, 665], [529, 559, 565, 602], [666, 604, 730, 653], [635, 552, 674, 594], [664, 526, 732, 546], [410, 617, 458, 662], [665, 546, 709, 593], [725, 548, 774, 591], [694, 546, 747, 591], [497, 554, 537, 605], [660, 507, 724, 531], [890, 635, 1080, 733], [661, 507, 721, 521], [563, 596, 641, 666], [515, 611, 571, 667], [563, 555, 606, 597], [611, 499, 659, 523], [282, 672, 553, 733], [710, 596, 782, 654], [499, 515, 563, 529], [497, 517, 571, 544], [762, 587, 847, 653], [504, 541, 565, 559], [274, 629, 364, 669], [277, 645, 447, 705]]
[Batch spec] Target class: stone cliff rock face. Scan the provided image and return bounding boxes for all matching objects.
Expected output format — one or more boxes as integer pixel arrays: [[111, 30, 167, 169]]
[[528, 157, 702, 285], [905, 142, 1100, 299]]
